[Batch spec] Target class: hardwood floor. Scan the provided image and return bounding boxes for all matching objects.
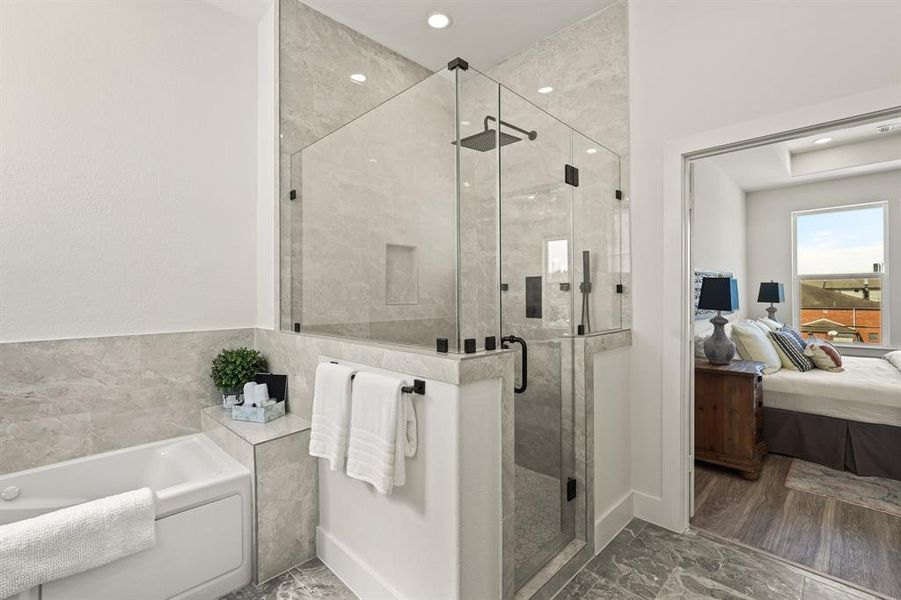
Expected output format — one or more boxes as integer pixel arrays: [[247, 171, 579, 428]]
[[692, 454, 901, 599]]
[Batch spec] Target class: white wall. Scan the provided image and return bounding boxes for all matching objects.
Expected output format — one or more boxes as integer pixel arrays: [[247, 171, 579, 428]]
[[0, 0, 259, 342], [692, 160, 747, 334], [628, 0, 901, 529], [593, 346, 633, 548], [746, 170, 901, 346]]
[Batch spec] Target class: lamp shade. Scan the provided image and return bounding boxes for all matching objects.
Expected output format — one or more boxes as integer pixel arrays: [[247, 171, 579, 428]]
[[757, 281, 785, 303], [698, 277, 739, 312]]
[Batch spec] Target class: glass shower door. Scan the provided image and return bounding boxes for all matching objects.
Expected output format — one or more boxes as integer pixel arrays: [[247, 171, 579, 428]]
[[498, 86, 576, 588]]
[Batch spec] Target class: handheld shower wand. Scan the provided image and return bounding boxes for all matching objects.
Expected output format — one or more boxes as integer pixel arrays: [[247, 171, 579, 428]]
[[579, 250, 591, 334]]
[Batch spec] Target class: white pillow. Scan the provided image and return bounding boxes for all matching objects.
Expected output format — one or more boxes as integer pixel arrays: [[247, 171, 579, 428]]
[[731, 323, 782, 374], [694, 335, 709, 362], [747, 319, 771, 335], [757, 318, 782, 332], [884, 350, 901, 372]]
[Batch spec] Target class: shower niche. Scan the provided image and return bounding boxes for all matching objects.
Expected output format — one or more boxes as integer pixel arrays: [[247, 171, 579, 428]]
[[281, 58, 628, 593]]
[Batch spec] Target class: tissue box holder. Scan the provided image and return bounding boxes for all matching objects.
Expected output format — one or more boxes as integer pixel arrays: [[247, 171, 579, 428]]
[[232, 400, 286, 423]]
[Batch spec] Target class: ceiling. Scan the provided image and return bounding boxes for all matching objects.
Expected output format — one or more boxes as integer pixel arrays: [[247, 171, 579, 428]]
[[710, 119, 901, 192], [301, 0, 613, 71]]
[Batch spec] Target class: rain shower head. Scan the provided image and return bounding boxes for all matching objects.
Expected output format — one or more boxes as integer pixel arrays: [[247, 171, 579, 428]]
[[455, 129, 522, 152], [453, 116, 538, 152]]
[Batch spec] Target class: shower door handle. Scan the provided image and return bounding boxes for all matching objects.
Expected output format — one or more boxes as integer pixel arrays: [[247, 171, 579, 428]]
[[501, 335, 528, 394]]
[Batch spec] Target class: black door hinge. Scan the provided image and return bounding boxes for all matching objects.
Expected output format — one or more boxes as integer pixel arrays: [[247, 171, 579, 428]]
[[616, 283, 624, 294], [615, 189, 623, 200], [567, 477, 577, 501], [564, 164, 579, 187], [289, 189, 297, 201]]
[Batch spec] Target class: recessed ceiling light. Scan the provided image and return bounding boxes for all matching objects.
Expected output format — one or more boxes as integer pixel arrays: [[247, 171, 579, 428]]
[[350, 73, 366, 83], [368, 158, 377, 163], [813, 136, 832, 145], [586, 148, 598, 154], [460, 120, 471, 126], [427, 13, 452, 29], [528, 194, 536, 200], [463, 181, 471, 188], [537, 86, 553, 94]]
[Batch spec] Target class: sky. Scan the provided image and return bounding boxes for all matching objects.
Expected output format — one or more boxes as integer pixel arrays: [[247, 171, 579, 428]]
[[796, 206, 885, 275]]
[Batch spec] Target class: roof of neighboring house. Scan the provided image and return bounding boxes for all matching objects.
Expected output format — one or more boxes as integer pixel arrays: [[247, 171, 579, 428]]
[[800, 281, 881, 309], [820, 278, 882, 291], [800, 318, 860, 334]]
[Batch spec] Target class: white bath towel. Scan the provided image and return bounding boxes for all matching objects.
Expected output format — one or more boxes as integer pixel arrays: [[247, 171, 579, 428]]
[[309, 362, 356, 470], [0, 487, 156, 598], [346, 372, 417, 494]]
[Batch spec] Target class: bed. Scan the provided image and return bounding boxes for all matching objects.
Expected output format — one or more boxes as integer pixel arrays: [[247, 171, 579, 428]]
[[762, 356, 901, 480]]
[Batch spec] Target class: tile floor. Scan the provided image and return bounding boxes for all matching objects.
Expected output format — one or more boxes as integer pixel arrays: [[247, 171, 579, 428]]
[[555, 519, 879, 600], [516, 464, 570, 587], [223, 520, 879, 600], [220, 558, 355, 600]]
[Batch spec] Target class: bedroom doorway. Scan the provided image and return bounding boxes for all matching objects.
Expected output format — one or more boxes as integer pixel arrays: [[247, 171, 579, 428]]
[[685, 110, 901, 599]]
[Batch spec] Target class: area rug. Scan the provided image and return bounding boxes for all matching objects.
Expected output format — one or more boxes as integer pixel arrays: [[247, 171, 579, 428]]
[[785, 459, 901, 517]]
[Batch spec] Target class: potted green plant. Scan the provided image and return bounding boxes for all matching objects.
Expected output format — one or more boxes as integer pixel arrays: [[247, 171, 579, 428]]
[[210, 347, 268, 407]]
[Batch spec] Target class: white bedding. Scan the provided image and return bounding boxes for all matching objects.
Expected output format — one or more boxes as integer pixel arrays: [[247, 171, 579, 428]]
[[763, 356, 901, 427]]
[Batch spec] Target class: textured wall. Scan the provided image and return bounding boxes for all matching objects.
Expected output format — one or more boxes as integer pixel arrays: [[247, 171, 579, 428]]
[[0, 1, 258, 342], [0, 329, 253, 475]]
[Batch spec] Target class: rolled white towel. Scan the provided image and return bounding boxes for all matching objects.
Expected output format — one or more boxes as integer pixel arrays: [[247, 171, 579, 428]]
[[254, 383, 269, 407], [243, 382, 257, 407], [0, 488, 156, 598]]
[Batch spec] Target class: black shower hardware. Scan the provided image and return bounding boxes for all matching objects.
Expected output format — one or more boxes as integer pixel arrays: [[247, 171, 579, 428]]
[[501, 335, 528, 394], [328, 361, 425, 395], [579, 250, 591, 334], [453, 115, 538, 152]]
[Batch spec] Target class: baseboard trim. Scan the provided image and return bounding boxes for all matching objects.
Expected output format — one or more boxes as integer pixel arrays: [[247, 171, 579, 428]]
[[316, 527, 405, 600], [593, 491, 634, 551]]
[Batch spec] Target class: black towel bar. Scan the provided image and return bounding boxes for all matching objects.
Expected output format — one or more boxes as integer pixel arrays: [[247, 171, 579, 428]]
[[328, 361, 426, 395]]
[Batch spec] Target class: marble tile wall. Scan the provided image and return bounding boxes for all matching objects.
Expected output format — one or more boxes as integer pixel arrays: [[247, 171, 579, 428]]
[[298, 71, 458, 346], [201, 406, 317, 584], [0, 328, 253, 475], [278, 0, 436, 337], [486, 0, 632, 332]]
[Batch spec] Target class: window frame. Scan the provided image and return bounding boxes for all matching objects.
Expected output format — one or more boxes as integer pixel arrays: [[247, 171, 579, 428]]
[[791, 201, 890, 347]]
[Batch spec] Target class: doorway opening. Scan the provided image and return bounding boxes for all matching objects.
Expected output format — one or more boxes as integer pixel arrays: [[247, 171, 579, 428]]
[[685, 109, 901, 599]]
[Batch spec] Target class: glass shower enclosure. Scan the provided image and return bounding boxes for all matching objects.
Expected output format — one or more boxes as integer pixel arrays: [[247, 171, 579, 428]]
[[282, 60, 625, 589]]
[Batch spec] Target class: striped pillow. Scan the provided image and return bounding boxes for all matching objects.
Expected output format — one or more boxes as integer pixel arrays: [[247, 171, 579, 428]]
[[805, 340, 843, 371], [769, 330, 814, 372], [781, 326, 807, 349]]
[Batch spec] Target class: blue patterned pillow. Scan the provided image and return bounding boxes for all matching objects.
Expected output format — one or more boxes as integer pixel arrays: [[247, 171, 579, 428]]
[[781, 326, 807, 349], [769, 330, 813, 372]]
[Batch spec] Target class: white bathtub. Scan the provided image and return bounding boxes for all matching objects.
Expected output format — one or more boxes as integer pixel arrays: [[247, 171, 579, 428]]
[[0, 434, 252, 600]]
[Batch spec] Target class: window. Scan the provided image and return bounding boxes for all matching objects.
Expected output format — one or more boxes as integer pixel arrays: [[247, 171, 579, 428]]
[[793, 203, 887, 346]]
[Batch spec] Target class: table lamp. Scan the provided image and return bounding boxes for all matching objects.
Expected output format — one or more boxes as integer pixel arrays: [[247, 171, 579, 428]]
[[698, 277, 740, 365], [757, 281, 785, 322]]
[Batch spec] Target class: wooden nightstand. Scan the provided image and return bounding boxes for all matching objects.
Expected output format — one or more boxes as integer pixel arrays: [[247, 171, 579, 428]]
[[694, 360, 767, 480]]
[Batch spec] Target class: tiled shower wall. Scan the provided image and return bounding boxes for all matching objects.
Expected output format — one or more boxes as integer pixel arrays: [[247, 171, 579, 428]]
[[279, 0, 436, 337], [297, 73, 458, 346], [0, 329, 253, 475], [486, 1, 631, 479]]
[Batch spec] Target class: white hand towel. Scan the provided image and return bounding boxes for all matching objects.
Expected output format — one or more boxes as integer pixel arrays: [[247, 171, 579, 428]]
[[346, 372, 417, 494], [309, 362, 355, 470], [0, 487, 156, 598]]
